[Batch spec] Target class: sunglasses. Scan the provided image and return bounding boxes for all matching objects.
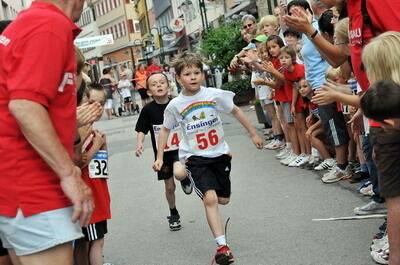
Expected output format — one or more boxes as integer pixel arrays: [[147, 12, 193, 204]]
[[243, 23, 254, 29]]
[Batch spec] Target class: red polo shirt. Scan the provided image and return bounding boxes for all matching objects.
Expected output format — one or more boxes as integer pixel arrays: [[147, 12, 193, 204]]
[[0, 2, 81, 217]]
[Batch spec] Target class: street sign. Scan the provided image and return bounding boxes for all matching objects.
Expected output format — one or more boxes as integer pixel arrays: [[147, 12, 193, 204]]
[[169, 18, 184, 32], [162, 33, 175, 41], [74, 34, 114, 49]]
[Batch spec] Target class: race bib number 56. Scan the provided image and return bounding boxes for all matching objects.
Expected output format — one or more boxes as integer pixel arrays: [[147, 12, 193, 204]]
[[185, 116, 224, 151], [89, 150, 109, 178]]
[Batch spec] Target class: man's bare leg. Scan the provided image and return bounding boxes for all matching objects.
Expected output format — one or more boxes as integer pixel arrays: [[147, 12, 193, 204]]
[[9, 243, 73, 265]]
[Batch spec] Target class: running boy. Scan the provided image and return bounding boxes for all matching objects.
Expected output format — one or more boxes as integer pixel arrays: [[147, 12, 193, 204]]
[[153, 52, 263, 265], [135, 72, 193, 231]]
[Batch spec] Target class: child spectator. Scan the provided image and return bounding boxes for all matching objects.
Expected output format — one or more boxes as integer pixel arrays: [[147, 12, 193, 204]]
[[279, 46, 310, 167], [79, 85, 111, 265], [118, 72, 135, 115], [153, 52, 263, 264], [258, 15, 280, 37], [135, 63, 151, 107], [135, 72, 193, 231]]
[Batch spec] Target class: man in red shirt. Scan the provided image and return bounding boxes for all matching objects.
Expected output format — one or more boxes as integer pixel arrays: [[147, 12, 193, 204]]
[[147, 57, 162, 73], [0, 0, 93, 264]]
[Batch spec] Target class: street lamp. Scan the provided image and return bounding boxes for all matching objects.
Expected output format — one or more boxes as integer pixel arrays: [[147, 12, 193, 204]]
[[150, 25, 173, 64]]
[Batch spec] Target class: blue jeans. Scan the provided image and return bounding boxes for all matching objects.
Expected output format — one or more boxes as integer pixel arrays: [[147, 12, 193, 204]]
[[362, 133, 384, 203]]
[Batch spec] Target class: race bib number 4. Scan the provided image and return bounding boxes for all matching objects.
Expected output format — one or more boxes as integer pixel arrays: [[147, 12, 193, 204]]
[[89, 150, 109, 178], [184, 116, 224, 151], [153, 125, 181, 151]]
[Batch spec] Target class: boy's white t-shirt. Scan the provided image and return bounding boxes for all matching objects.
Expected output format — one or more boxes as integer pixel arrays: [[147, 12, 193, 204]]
[[163, 86, 235, 160], [118, 80, 132, 98]]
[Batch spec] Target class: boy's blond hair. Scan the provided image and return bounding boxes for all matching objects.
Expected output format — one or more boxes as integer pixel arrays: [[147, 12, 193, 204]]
[[326, 66, 343, 80], [362, 31, 400, 85], [171, 51, 204, 76], [259, 15, 279, 28], [334, 17, 349, 44]]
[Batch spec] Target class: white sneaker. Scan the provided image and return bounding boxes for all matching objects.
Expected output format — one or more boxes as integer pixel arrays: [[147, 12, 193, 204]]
[[321, 165, 351, 183], [371, 243, 389, 264], [288, 154, 309, 167], [314, 158, 335, 171], [354, 201, 387, 215], [360, 184, 373, 196], [265, 140, 285, 150], [371, 235, 388, 252], [276, 147, 290, 159], [281, 153, 297, 166]]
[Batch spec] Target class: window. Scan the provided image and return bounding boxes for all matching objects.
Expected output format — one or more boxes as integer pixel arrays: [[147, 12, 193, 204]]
[[139, 17, 148, 35], [122, 21, 126, 36], [118, 23, 123, 38], [134, 20, 140, 32], [101, 1, 105, 15]]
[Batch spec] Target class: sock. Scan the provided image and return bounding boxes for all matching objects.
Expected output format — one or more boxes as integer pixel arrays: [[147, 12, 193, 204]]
[[286, 142, 292, 149], [311, 148, 319, 158], [180, 177, 191, 186], [360, 164, 368, 172], [275, 134, 284, 141], [215, 235, 227, 246], [337, 163, 348, 170], [170, 207, 178, 216]]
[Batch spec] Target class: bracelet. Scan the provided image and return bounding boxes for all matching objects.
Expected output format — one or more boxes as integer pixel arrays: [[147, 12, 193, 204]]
[[309, 29, 318, 40]]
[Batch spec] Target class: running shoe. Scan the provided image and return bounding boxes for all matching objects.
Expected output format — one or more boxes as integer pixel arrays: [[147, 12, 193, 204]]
[[214, 245, 234, 265], [180, 177, 193, 195], [288, 154, 309, 167], [356, 180, 372, 192], [354, 201, 387, 215], [371, 235, 388, 252], [276, 147, 290, 160], [348, 169, 370, 183], [167, 214, 181, 231], [321, 165, 351, 183], [314, 158, 335, 171], [371, 243, 389, 265], [360, 184, 374, 196], [280, 153, 297, 166], [264, 140, 285, 150]]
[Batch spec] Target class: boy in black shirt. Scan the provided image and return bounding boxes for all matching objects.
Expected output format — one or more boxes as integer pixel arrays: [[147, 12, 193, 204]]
[[135, 72, 193, 231]]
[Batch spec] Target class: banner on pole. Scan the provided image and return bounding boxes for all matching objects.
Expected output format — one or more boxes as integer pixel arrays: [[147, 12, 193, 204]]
[[74, 34, 114, 49]]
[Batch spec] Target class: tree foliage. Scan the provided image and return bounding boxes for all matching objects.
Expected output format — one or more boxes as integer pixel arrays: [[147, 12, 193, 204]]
[[200, 21, 246, 69]]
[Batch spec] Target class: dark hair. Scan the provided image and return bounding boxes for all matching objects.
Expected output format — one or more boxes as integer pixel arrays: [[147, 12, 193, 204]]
[[318, 10, 334, 37], [266, 35, 285, 58], [172, 51, 204, 76], [85, 82, 106, 103], [280, 46, 297, 63], [283, 28, 301, 39], [102, 68, 111, 75], [0, 20, 12, 34], [146, 71, 169, 90], [77, 81, 87, 105], [361, 80, 400, 121], [287, 0, 313, 16]]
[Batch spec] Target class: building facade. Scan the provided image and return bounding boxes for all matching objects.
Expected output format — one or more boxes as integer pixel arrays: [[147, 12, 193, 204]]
[[1, 0, 31, 20]]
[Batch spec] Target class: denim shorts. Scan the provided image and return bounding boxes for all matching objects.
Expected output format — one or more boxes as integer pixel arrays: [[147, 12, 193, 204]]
[[0, 207, 83, 256]]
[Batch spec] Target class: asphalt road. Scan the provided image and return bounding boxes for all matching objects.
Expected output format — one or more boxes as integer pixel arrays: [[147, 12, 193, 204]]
[[94, 106, 380, 265]]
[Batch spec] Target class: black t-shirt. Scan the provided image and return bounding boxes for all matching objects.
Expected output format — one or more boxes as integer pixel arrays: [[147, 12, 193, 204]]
[[100, 78, 113, 99], [135, 100, 170, 156]]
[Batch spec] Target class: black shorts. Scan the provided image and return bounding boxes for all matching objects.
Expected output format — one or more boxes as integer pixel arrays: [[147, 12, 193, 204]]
[[318, 103, 349, 147], [138, 88, 149, 100], [158, 150, 179, 180], [82, 220, 108, 241], [0, 239, 7, 256], [370, 127, 400, 198], [186, 154, 232, 199], [124, 96, 132, 103]]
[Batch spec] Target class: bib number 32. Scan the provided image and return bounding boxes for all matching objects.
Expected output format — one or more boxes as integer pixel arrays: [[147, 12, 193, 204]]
[[196, 129, 219, 150], [89, 150, 109, 178]]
